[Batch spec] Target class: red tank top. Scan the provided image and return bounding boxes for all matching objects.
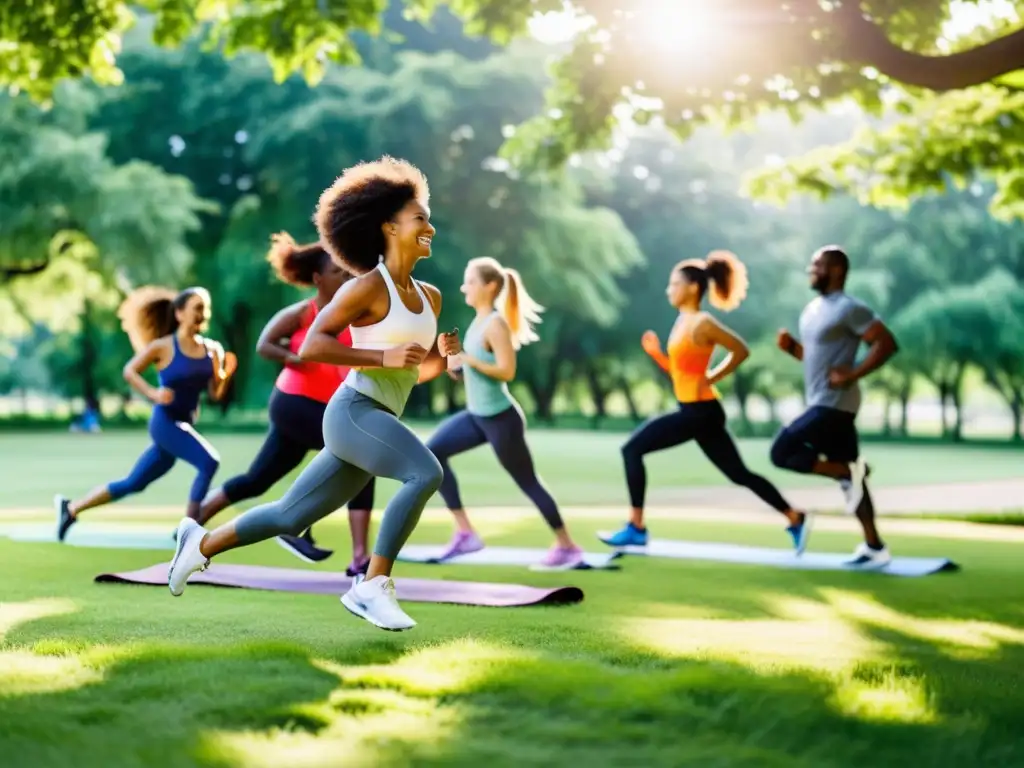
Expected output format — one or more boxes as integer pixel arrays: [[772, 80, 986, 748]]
[[275, 300, 350, 404]]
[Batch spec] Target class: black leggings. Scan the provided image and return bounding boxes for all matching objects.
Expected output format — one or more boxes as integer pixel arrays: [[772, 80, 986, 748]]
[[426, 406, 564, 530], [223, 389, 375, 511], [622, 399, 791, 512]]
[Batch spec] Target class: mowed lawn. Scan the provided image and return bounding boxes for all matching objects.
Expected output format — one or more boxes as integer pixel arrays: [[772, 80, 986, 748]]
[[1, 430, 1024, 767]]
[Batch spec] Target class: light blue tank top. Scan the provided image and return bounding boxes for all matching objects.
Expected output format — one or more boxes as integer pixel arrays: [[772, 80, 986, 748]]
[[463, 312, 514, 417]]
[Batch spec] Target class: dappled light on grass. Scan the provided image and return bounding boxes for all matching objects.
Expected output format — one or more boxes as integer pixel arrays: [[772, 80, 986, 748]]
[[196, 640, 518, 768], [0, 598, 77, 640], [831, 674, 938, 725], [820, 589, 1024, 658], [0, 599, 101, 697]]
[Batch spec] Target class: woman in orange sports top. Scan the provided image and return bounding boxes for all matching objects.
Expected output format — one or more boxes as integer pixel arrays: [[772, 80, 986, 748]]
[[600, 250, 811, 554], [196, 233, 376, 574]]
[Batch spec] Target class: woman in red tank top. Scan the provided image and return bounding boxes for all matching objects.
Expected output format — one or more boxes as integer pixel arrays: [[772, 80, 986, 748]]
[[196, 233, 376, 575]]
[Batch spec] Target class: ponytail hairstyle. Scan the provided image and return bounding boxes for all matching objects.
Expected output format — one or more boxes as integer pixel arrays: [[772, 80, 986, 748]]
[[676, 249, 749, 312], [117, 285, 211, 353], [266, 232, 334, 287], [468, 257, 544, 350]]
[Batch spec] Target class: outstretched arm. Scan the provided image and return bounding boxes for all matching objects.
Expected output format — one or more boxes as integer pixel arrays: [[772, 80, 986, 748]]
[[256, 302, 307, 365], [122, 340, 170, 404], [299, 274, 400, 367], [641, 331, 671, 373], [207, 341, 237, 402], [416, 283, 461, 384], [698, 316, 750, 387], [850, 320, 899, 382]]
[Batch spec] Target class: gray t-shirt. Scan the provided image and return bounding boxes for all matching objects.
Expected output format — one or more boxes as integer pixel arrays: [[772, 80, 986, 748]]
[[798, 292, 877, 413]]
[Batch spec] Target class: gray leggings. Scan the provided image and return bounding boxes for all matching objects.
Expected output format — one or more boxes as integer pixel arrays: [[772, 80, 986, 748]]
[[233, 387, 442, 559]]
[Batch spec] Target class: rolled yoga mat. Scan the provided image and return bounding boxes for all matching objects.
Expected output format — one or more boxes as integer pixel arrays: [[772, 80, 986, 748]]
[[95, 562, 585, 607], [397, 544, 622, 571], [597, 534, 959, 577]]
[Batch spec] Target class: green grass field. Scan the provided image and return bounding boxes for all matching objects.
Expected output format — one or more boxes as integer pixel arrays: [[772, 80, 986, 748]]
[[2, 430, 1024, 767]]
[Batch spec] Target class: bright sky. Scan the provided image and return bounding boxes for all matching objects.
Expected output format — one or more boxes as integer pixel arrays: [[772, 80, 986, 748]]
[[529, 0, 1020, 46]]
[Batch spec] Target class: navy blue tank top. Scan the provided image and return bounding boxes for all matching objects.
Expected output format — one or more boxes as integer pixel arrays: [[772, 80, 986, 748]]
[[157, 336, 215, 422]]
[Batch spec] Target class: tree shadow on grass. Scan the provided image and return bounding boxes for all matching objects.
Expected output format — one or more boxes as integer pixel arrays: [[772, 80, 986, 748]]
[[4, 592, 1024, 768]]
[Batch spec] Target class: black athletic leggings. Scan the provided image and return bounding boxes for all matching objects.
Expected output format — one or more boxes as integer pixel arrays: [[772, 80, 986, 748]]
[[426, 405, 564, 530], [223, 389, 375, 511], [622, 399, 791, 512]]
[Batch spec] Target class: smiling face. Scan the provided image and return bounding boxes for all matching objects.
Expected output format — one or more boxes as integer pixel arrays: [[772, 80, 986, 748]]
[[387, 198, 435, 261], [175, 292, 210, 334]]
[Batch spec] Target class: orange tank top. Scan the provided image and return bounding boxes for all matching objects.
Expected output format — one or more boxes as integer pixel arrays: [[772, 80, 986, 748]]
[[667, 316, 719, 404], [275, 300, 350, 404]]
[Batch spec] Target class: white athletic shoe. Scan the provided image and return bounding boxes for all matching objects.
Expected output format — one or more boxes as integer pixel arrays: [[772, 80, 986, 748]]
[[845, 542, 892, 569], [843, 457, 868, 515], [341, 574, 416, 631], [168, 518, 210, 596]]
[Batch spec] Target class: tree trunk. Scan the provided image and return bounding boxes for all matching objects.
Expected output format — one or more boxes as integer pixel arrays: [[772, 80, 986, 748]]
[[583, 361, 608, 420], [950, 362, 967, 442], [217, 300, 253, 414], [616, 375, 639, 422], [79, 299, 98, 409], [881, 394, 892, 436]]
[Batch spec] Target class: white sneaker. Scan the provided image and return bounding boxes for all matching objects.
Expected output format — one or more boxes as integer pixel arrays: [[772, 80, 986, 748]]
[[168, 518, 210, 596], [844, 542, 892, 569], [340, 574, 416, 631], [843, 457, 867, 515]]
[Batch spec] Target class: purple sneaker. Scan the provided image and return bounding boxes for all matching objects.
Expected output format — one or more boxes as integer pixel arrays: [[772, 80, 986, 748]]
[[532, 545, 585, 571], [438, 530, 484, 561]]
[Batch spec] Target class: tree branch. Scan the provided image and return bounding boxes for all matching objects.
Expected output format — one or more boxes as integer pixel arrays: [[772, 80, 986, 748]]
[[840, 5, 1024, 91]]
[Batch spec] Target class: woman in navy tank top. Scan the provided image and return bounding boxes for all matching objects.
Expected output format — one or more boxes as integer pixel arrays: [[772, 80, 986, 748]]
[[55, 286, 236, 540]]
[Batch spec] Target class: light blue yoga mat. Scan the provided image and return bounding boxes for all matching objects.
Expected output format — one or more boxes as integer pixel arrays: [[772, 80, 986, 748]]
[[597, 534, 958, 577], [0, 523, 176, 550], [398, 544, 622, 571]]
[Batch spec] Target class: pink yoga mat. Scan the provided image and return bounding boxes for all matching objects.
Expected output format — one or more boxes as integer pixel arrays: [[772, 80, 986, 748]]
[[95, 563, 584, 607]]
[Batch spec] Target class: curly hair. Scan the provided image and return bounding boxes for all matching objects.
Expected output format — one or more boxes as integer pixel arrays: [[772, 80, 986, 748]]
[[677, 250, 749, 312], [313, 156, 430, 274], [265, 232, 332, 287], [117, 285, 210, 352]]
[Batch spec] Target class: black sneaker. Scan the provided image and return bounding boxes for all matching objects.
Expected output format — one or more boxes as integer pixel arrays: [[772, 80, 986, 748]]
[[54, 495, 76, 542], [276, 534, 333, 563]]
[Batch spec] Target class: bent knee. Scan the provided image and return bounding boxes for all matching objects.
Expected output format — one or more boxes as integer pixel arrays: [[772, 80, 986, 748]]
[[417, 456, 444, 494], [768, 433, 791, 468]]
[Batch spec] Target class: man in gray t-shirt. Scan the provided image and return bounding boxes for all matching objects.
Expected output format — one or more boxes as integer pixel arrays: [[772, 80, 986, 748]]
[[769, 246, 899, 568], [799, 291, 878, 414]]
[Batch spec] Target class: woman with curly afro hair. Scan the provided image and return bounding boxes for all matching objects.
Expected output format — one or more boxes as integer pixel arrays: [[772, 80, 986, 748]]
[[169, 157, 460, 631], [195, 233, 378, 574], [599, 251, 811, 554]]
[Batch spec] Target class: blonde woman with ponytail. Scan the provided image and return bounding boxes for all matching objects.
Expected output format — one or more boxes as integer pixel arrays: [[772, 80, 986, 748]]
[[425, 257, 584, 570], [600, 250, 812, 555]]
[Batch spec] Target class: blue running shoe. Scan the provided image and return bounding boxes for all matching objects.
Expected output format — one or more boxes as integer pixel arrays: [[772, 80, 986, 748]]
[[599, 522, 648, 548], [786, 513, 813, 556]]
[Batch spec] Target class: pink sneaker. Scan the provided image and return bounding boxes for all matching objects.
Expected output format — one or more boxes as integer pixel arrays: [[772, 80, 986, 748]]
[[533, 545, 585, 571], [438, 530, 484, 561]]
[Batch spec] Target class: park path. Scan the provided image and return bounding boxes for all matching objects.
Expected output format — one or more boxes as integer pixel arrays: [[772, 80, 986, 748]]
[[650, 478, 1024, 514]]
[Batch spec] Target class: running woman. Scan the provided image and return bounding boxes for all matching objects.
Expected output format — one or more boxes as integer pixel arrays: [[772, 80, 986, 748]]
[[770, 246, 899, 568], [425, 257, 584, 569], [196, 233, 376, 573], [55, 286, 236, 540], [167, 156, 460, 632], [600, 251, 810, 551]]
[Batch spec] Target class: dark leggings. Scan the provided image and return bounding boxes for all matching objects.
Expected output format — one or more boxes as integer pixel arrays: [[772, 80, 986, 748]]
[[223, 389, 375, 510], [426, 406, 564, 530], [108, 407, 220, 503], [622, 399, 791, 512]]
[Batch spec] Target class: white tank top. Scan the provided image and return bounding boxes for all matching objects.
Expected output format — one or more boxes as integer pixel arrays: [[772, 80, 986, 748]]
[[343, 262, 438, 416]]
